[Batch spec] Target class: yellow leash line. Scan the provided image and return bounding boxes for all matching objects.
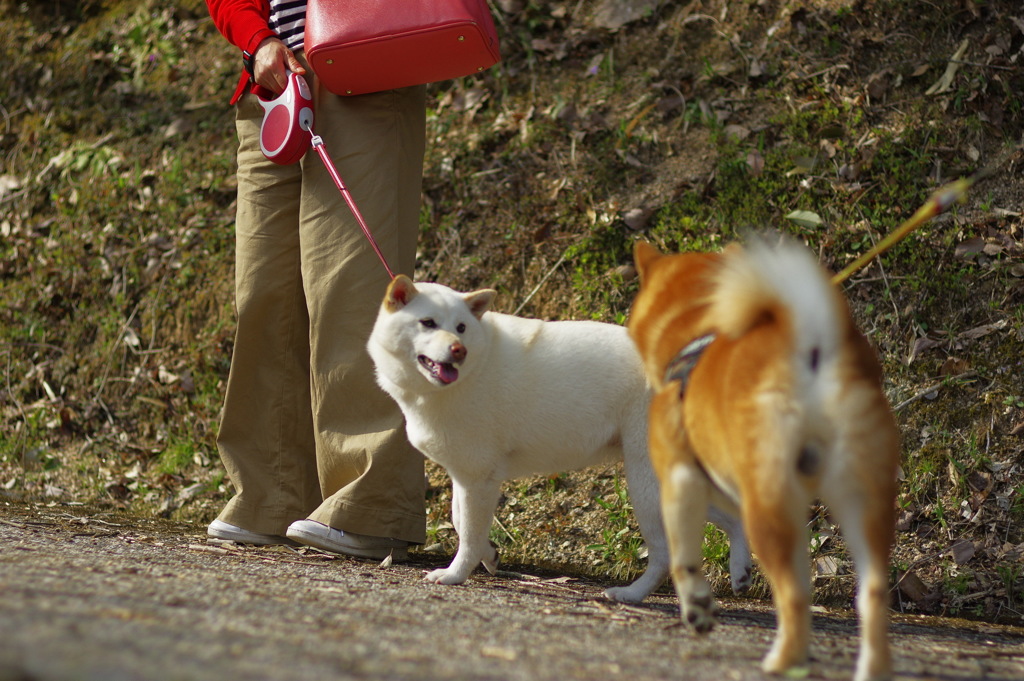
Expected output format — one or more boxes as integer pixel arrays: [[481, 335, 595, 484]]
[[830, 176, 974, 285], [828, 147, 1016, 285]]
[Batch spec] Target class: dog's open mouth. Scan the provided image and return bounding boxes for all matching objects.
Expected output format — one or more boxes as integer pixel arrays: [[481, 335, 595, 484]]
[[418, 355, 459, 385]]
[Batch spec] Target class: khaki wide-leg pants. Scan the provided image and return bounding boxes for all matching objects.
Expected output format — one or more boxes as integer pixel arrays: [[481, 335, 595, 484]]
[[215, 76, 427, 544]]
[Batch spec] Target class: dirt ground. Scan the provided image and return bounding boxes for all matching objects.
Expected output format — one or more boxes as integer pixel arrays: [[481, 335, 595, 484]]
[[1, 502, 1021, 681], [2, 0, 1023, 631]]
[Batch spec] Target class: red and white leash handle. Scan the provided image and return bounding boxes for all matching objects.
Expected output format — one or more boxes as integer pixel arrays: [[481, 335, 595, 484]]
[[256, 72, 313, 165], [256, 72, 397, 279]]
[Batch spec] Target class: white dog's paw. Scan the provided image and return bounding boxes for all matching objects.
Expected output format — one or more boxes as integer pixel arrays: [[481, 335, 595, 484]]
[[603, 585, 645, 604], [681, 592, 718, 634], [423, 567, 469, 585], [480, 544, 499, 575], [731, 563, 753, 594]]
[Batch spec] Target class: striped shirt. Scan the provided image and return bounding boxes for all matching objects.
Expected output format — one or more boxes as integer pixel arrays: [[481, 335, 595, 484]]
[[269, 0, 306, 51]]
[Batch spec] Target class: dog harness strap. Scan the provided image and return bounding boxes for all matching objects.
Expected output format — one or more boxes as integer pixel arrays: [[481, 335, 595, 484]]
[[664, 333, 716, 397]]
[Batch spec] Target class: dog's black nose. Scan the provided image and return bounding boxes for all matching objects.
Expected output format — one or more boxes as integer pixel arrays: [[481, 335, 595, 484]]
[[450, 342, 466, 362]]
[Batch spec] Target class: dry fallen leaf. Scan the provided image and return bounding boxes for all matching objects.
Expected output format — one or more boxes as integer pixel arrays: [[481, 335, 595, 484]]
[[813, 555, 839, 579], [623, 207, 652, 231], [958, 320, 1008, 341], [866, 70, 890, 99], [897, 570, 933, 603], [590, 0, 664, 31], [723, 123, 750, 141], [954, 236, 986, 259], [747, 150, 765, 176], [785, 210, 822, 228], [950, 539, 976, 565], [940, 356, 971, 376], [907, 336, 943, 364]]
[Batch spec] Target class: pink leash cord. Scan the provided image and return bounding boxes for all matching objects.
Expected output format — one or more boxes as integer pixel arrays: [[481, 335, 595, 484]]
[[306, 128, 397, 280]]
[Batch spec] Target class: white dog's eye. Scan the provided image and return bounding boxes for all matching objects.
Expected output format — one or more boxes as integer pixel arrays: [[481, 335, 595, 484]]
[[456, 323, 466, 333], [420, 318, 437, 329]]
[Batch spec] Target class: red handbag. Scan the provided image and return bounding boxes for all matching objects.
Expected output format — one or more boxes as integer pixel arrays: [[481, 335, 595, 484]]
[[305, 0, 501, 96]]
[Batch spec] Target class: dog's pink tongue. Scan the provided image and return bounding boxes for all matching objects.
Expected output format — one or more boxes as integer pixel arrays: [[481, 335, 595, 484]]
[[438, 364, 459, 384]]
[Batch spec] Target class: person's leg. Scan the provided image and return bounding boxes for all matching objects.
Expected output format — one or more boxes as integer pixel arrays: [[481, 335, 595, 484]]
[[213, 92, 322, 537], [298, 82, 428, 545]]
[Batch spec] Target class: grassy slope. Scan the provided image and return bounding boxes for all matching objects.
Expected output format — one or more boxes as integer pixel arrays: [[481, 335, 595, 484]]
[[2, 0, 1023, 622]]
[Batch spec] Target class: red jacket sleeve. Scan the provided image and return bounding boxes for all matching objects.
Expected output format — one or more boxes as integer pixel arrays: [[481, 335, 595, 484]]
[[206, 0, 276, 103]]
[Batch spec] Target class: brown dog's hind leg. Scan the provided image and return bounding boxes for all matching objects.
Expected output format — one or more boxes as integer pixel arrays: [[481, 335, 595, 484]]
[[743, 481, 812, 675], [826, 485, 895, 681], [649, 392, 718, 632], [661, 460, 717, 633]]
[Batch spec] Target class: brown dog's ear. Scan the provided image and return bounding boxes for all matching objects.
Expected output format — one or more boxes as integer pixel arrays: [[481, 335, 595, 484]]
[[463, 288, 497, 319], [385, 275, 418, 312], [633, 241, 663, 281]]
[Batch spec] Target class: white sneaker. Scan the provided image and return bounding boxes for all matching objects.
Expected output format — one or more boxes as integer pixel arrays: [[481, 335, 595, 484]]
[[286, 519, 409, 561], [207, 519, 299, 546]]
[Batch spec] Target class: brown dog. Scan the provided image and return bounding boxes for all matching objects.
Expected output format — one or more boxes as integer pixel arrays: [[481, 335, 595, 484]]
[[628, 237, 899, 681]]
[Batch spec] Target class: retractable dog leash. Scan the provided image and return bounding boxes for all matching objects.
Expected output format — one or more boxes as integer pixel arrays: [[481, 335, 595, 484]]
[[257, 73, 1000, 287], [257, 72, 397, 280], [829, 149, 1008, 285], [830, 174, 977, 286]]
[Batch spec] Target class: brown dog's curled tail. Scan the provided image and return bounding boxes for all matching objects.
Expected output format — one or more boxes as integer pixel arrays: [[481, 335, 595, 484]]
[[706, 235, 846, 379]]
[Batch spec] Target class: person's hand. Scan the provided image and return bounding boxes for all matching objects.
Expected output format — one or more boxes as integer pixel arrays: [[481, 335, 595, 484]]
[[252, 37, 305, 94]]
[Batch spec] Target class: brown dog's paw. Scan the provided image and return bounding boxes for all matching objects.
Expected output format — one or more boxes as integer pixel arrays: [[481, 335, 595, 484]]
[[683, 593, 718, 634]]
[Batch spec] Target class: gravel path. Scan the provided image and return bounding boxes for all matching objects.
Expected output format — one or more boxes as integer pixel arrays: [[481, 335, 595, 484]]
[[1, 503, 1022, 681]]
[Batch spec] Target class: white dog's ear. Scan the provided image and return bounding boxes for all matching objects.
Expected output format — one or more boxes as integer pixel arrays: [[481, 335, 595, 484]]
[[464, 288, 496, 319], [385, 275, 418, 312]]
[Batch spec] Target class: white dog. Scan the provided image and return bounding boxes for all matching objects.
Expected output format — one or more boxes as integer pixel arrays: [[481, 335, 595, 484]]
[[367, 275, 750, 603]]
